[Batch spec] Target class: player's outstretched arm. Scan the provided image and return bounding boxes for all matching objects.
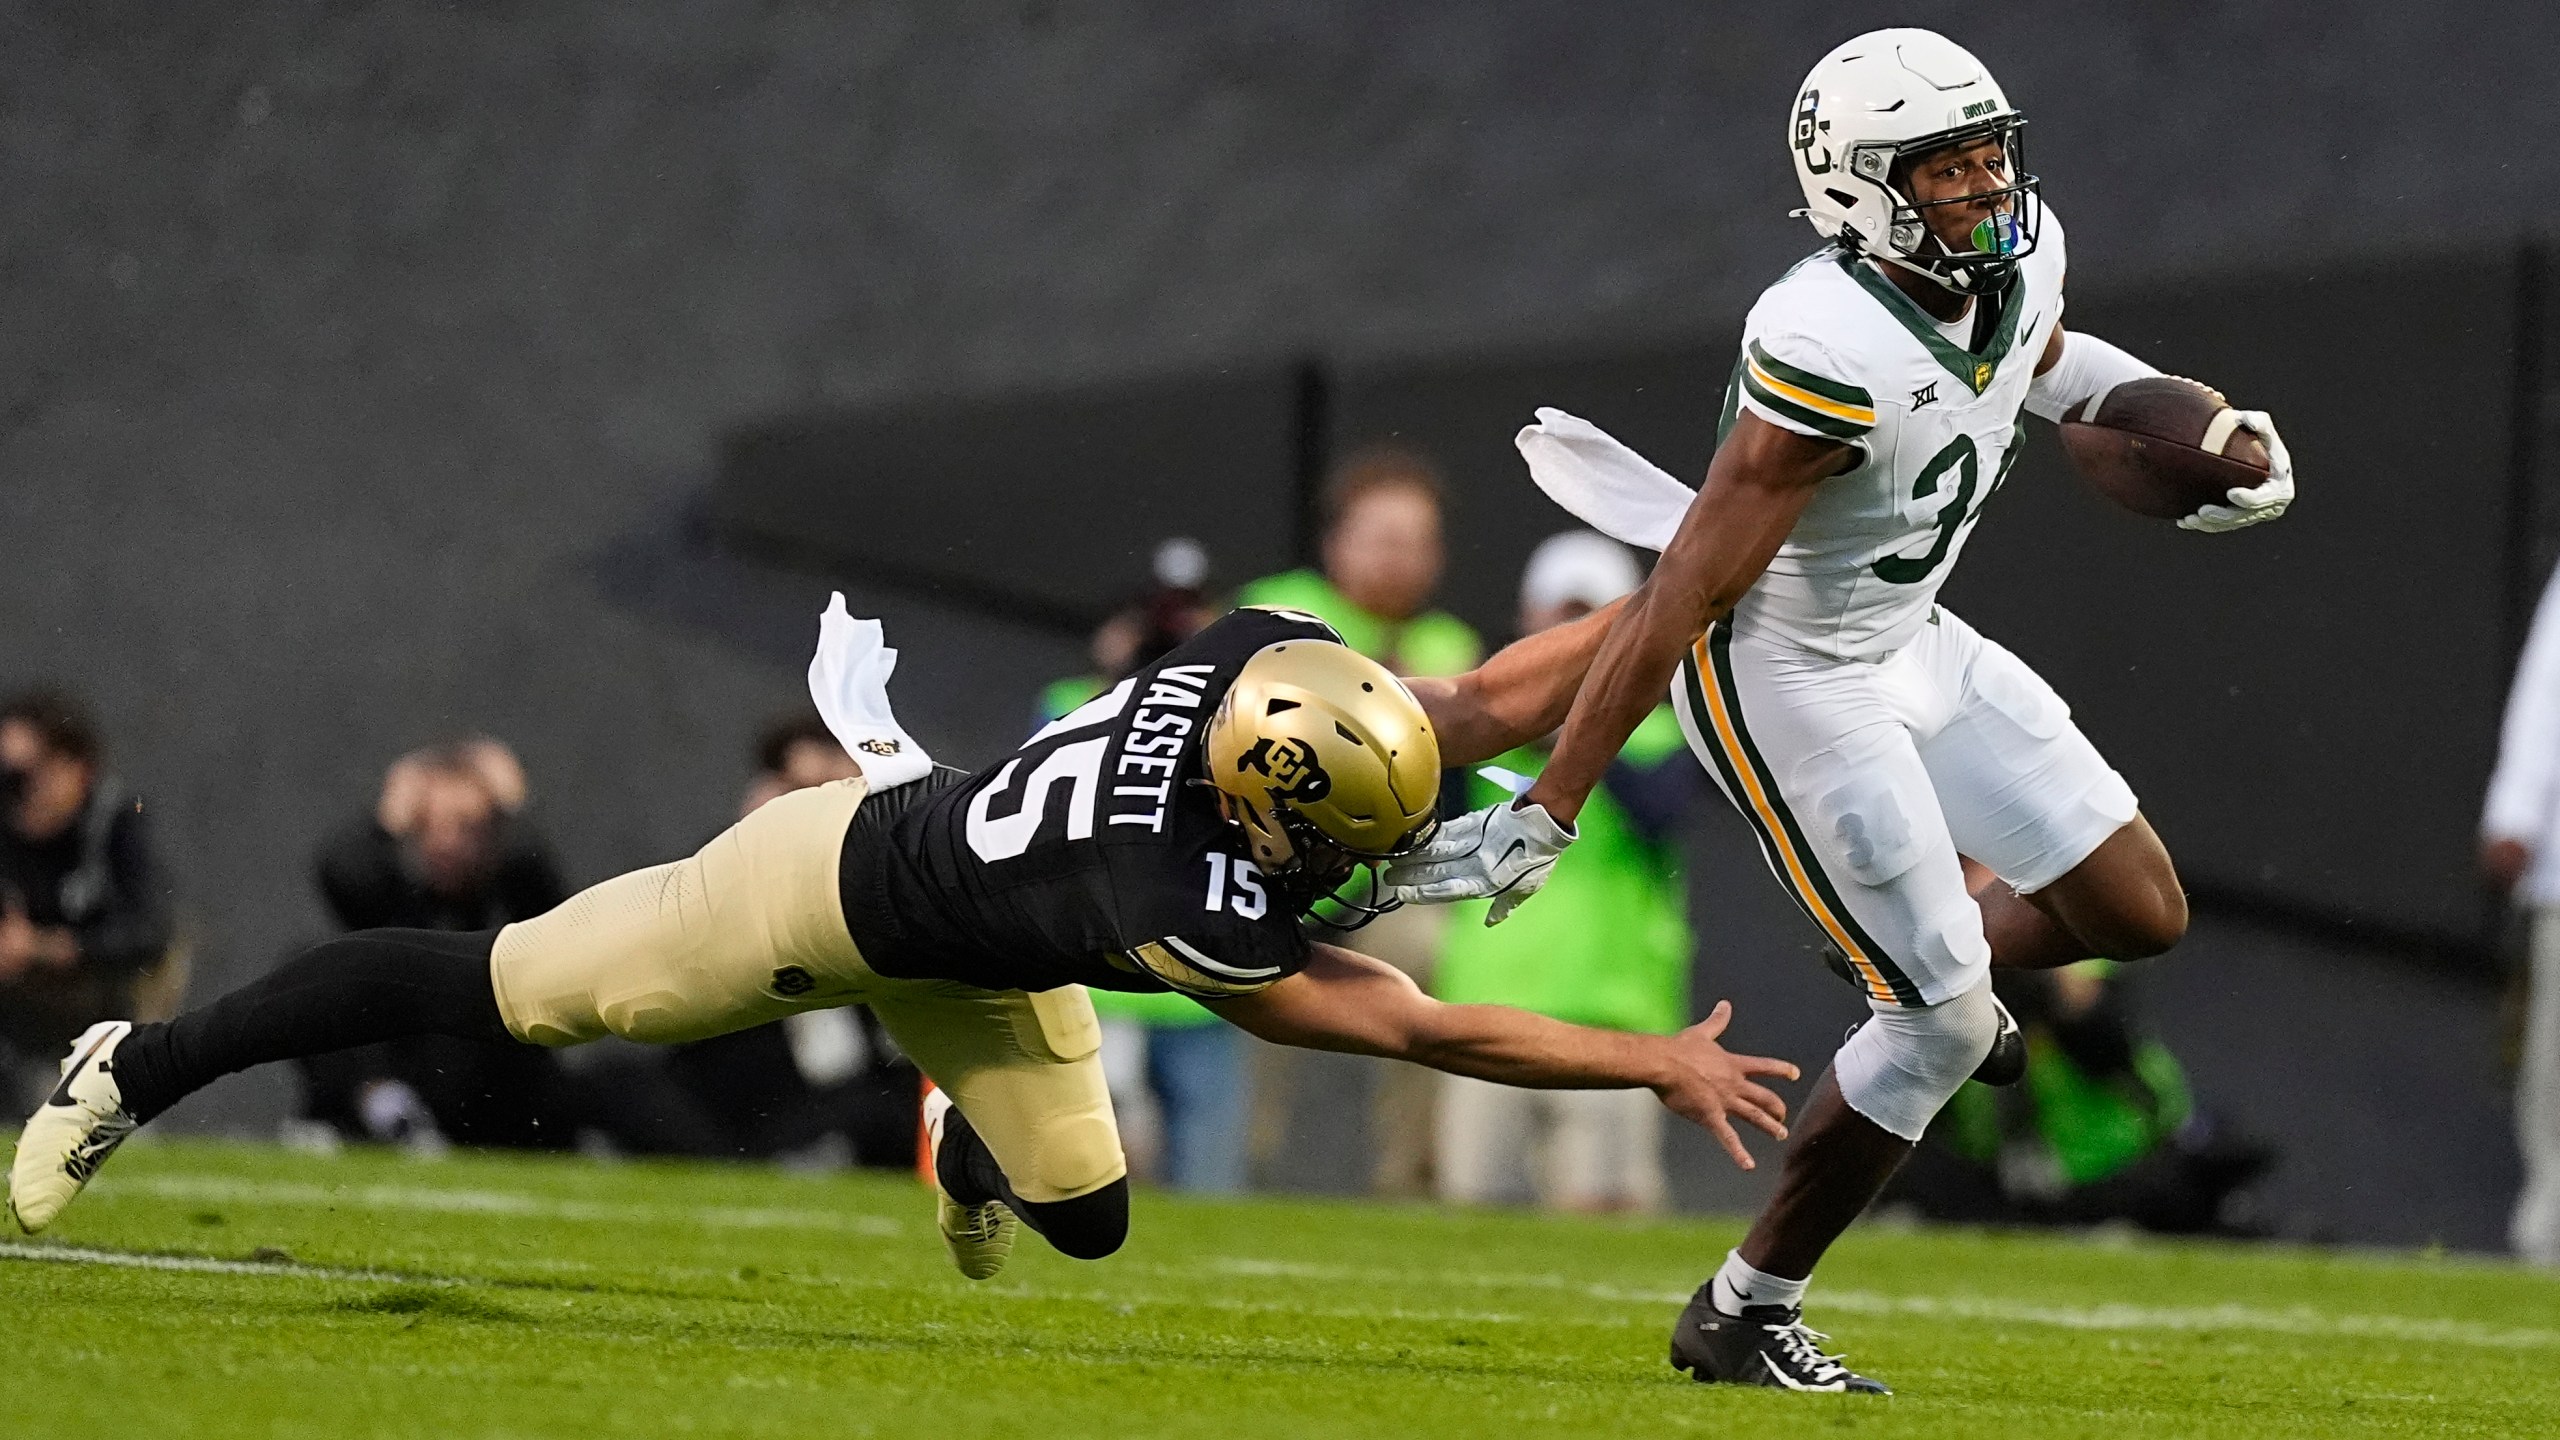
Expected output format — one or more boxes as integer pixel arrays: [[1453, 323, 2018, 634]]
[[1208, 944, 1799, 1169], [1380, 417, 1846, 924], [1403, 599, 1625, 767], [1522, 415, 1850, 826]]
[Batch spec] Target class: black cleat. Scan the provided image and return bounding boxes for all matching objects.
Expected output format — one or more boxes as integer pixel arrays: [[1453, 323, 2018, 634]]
[[1970, 993, 2026, 1087], [1669, 1284, 1891, 1394]]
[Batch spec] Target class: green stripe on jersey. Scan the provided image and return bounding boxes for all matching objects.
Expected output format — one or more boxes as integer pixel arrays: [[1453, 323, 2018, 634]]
[[1705, 625, 1924, 1007], [1741, 367, 1873, 439], [1748, 340, 1873, 408]]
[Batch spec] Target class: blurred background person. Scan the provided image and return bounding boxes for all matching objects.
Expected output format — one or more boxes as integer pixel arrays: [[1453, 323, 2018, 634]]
[[0, 690, 179, 1110], [743, 709, 872, 818], [1035, 538, 1215, 726], [1040, 539, 1247, 1192], [318, 738, 561, 932], [2483, 561, 2560, 1266], [295, 738, 579, 1147], [1237, 447, 1481, 1197], [657, 712, 923, 1169], [1431, 533, 1695, 1213]]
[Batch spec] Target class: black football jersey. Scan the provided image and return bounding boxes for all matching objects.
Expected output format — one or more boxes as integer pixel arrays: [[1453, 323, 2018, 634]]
[[836, 606, 1341, 998]]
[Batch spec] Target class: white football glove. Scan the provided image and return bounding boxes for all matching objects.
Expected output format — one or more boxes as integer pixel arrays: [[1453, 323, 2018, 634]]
[[2177, 409, 2294, 533], [1381, 800, 1577, 926]]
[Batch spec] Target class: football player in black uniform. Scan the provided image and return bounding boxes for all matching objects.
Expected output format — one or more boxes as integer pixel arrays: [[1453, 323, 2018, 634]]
[[11, 605, 1798, 1280]]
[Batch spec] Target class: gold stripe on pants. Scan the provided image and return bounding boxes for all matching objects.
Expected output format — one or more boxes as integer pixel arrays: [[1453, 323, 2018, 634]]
[[489, 777, 1124, 1204]]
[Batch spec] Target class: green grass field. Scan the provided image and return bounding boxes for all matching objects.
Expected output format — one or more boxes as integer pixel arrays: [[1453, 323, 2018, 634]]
[[6, 1135, 2557, 1438]]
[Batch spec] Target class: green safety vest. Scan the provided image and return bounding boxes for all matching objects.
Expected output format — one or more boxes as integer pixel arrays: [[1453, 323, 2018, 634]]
[[1937, 959, 2196, 1186], [1231, 570, 1482, 677], [1430, 708, 1693, 1035]]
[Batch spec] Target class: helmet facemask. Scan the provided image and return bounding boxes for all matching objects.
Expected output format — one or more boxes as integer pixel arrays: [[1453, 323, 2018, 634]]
[[1210, 780, 1436, 928], [1849, 118, 2042, 297], [1285, 807, 1437, 931]]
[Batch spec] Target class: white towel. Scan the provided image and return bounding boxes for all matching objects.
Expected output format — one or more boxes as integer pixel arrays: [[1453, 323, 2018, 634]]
[[806, 593, 936, 791], [1513, 407, 1696, 553]]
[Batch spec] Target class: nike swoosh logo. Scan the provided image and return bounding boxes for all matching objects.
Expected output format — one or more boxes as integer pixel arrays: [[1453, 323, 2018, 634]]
[[1495, 839, 1526, 870], [44, 1029, 117, 1108]]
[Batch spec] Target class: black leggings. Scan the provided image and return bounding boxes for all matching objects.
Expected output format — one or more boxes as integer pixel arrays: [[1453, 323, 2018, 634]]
[[112, 929, 510, 1123], [113, 925, 1130, 1260], [934, 1101, 1129, 1260]]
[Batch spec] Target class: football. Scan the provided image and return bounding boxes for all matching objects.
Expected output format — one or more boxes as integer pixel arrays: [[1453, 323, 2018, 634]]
[[2057, 375, 2272, 520]]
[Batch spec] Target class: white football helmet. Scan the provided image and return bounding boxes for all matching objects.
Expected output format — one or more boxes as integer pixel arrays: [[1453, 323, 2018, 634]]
[[1789, 29, 2041, 296]]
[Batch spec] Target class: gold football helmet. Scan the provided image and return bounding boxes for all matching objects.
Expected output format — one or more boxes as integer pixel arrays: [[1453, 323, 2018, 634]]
[[1203, 638, 1441, 876]]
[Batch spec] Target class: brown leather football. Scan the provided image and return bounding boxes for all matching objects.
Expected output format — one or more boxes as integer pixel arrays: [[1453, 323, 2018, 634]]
[[2058, 375, 2271, 520]]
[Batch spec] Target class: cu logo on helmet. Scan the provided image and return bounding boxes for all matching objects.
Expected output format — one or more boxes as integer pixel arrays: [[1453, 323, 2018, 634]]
[[1239, 737, 1333, 804], [1793, 88, 1832, 174]]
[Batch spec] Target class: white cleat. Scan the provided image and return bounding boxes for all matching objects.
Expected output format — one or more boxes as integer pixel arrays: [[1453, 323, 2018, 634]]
[[922, 1088, 1015, 1281], [8, 1020, 140, 1235]]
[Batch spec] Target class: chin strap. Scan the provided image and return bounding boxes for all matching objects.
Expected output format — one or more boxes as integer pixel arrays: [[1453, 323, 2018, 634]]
[[1872, 239, 2012, 300]]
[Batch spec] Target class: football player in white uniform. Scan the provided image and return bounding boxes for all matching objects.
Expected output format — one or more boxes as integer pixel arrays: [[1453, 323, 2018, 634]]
[[1388, 29, 2293, 1394]]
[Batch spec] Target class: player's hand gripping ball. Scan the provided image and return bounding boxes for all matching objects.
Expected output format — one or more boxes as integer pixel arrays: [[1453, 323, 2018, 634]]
[[2057, 375, 2294, 532]]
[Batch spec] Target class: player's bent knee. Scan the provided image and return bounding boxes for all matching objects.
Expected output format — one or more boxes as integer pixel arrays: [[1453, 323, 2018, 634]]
[[2143, 883, 2190, 953], [2086, 884, 2188, 961], [1017, 1177, 1130, 1260], [1833, 980, 2000, 1142], [2116, 897, 2187, 960]]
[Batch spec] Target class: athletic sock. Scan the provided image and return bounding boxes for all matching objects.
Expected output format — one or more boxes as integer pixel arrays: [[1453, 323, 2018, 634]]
[[934, 1104, 1011, 1208], [112, 928, 513, 1122], [933, 1104, 1130, 1259], [1709, 1249, 1809, 1315]]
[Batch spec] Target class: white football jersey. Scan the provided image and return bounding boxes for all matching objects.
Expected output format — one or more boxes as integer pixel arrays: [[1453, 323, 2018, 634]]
[[1723, 209, 2068, 660]]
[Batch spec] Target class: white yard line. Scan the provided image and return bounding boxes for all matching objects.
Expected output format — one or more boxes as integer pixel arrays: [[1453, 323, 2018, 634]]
[[991, 1282, 1534, 1329], [0, 1240, 438, 1286], [1190, 1257, 2560, 1352], [1814, 1290, 2560, 1352], [1, 1240, 1534, 1330], [97, 1172, 903, 1237]]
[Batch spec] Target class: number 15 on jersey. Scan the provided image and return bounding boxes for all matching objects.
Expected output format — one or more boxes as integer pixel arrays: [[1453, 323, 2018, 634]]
[[1203, 853, 1269, 920]]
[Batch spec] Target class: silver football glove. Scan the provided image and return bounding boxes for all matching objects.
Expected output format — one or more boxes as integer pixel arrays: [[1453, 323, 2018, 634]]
[[2177, 409, 2294, 533], [1381, 799, 1577, 926]]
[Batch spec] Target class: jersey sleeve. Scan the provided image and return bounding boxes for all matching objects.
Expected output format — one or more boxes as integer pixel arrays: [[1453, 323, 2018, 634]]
[[1736, 329, 1877, 443], [1109, 921, 1309, 999]]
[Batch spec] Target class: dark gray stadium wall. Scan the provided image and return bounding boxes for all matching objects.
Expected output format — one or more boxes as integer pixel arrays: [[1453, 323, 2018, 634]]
[[6, 1, 2559, 1138], [710, 367, 1312, 625]]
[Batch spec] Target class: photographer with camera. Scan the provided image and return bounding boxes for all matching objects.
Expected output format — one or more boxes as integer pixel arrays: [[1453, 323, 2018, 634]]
[[295, 737, 573, 1147], [0, 690, 175, 1105]]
